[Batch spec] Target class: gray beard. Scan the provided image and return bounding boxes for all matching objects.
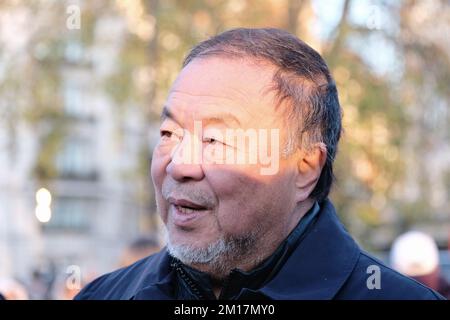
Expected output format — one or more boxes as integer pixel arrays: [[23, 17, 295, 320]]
[[166, 231, 262, 279]]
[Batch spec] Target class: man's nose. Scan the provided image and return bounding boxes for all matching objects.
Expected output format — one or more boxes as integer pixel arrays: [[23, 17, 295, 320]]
[[166, 136, 205, 181]]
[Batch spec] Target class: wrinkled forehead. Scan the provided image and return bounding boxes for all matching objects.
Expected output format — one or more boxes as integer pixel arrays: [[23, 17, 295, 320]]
[[164, 56, 282, 126], [173, 56, 276, 97]]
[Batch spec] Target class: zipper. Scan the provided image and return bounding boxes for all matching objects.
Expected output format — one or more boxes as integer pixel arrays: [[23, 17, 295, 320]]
[[170, 261, 205, 300]]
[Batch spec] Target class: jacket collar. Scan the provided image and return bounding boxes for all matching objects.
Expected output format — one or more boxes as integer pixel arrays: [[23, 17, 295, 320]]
[[255, 199, 360, 299], [132, 199, 360, 300]]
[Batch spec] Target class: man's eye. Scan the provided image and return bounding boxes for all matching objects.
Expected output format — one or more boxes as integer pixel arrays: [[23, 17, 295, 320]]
[[160, 130, 180, 143], [203, 137, 223, 145]]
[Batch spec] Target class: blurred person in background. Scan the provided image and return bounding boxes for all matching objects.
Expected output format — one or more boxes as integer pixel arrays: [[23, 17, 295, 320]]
[[118, 236, 161, 268], [0, 278, 29, 300], [54, 236, 161, 299], [27, 263, 57, 300], [391, 231, 450, 299]]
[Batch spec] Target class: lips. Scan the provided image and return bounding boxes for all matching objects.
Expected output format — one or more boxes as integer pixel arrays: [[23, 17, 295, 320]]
[[168, 198, 208, 210], [167, 197, 210, 227]]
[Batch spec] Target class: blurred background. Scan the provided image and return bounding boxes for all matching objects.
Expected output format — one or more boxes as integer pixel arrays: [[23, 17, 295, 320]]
[[0, 0, 449, 299]]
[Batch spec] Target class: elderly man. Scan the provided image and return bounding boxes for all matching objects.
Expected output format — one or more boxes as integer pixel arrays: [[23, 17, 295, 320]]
[[75, 28, 444, 300]]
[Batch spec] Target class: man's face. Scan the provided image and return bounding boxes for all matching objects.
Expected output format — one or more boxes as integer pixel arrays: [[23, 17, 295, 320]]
[[151, 57, 300, 266]]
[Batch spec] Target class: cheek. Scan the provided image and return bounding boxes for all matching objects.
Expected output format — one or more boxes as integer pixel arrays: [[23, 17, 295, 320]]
[[206, 167, 273, 232], [151, 152, 170, 220], [151, 150, 169, 187], [205, 165, 296, 235]]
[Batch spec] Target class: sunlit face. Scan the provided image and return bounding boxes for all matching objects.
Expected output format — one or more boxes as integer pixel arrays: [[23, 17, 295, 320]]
[[151, 57, 300, 268]]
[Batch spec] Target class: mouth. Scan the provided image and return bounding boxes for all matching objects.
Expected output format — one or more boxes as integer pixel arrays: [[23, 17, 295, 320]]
[[167, 197, 211, 227]]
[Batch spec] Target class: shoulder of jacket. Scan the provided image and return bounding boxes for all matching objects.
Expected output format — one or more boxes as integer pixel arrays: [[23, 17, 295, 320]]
[[340, 250, 445, 300], [74, 252, 162, 300]]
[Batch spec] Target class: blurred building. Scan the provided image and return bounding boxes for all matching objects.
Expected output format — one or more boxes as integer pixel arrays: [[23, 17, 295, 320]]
[[0, 12, 158, 297]]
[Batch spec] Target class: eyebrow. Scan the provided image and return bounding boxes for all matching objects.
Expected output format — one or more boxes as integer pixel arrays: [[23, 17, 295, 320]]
[[161, 106, 175, 121], [160, 106, 241, 127]]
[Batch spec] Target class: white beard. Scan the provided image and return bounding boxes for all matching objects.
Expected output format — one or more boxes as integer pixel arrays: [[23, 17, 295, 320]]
[[166, 231, 262, 278], [167, 236, 228, 264]]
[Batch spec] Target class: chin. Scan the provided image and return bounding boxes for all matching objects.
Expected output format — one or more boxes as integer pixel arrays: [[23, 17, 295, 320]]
[[167, 233, 227, 265], [167, 224, 214, 244]]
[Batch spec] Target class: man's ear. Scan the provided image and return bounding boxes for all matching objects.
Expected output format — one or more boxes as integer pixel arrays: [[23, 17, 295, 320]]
[[295, 143, 327, 202]]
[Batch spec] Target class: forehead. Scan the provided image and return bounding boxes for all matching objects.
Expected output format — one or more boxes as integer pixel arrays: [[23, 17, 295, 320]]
[[165, 57, 280, 126]]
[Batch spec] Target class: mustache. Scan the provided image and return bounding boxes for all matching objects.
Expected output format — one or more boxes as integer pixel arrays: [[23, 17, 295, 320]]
[[161, 179, 216, 208]]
